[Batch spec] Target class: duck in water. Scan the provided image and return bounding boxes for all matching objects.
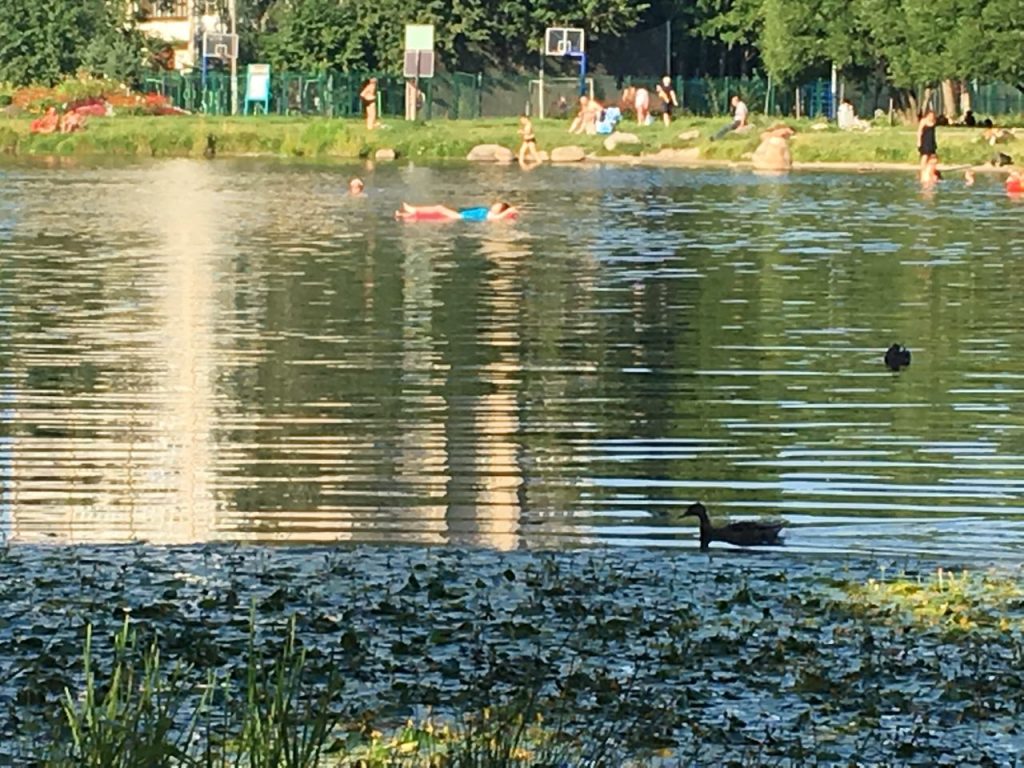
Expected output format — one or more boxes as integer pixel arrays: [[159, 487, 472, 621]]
[[884, 344, 911, 371], [683, 502, 785, 552]]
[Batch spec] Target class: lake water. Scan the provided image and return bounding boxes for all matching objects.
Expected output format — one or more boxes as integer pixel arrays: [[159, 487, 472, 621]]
[[1, 158, 1022, 558]]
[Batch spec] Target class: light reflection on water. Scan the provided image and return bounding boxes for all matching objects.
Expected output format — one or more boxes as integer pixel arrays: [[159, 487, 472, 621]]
[[0, 158, 1022, 556]]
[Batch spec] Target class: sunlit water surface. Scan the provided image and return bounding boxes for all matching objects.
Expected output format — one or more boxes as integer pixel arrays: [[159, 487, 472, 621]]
[[1, 158, 1022, 557]]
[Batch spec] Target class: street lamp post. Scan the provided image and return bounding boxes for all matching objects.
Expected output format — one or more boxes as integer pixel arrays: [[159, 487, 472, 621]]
[[229, 0, 238, 115]]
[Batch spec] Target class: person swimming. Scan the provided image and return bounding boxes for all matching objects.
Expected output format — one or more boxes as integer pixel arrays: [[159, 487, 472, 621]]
[[395, 202, 518, 221]]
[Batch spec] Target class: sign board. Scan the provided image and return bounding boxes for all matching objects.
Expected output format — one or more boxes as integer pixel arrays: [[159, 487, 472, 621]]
[[404, 50, 435, 79], [405, 24, 435, 51], [244, 64, 271, 113]]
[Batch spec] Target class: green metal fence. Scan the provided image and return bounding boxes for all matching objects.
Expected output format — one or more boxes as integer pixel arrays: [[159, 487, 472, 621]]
[[140, 69, 1024, 120]]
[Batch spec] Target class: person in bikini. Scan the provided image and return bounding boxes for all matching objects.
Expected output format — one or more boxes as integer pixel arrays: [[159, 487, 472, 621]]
[[518, 115, 540, 166], [395, 202, 519, 222], [359, 77, 379, 130]]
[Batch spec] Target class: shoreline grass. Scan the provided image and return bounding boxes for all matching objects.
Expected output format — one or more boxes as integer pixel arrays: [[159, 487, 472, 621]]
[[0, 114, 1013, 168]]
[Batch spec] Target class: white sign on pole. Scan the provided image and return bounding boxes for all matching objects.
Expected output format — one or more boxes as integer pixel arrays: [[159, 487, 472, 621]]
[[405, 24, 435, 51]]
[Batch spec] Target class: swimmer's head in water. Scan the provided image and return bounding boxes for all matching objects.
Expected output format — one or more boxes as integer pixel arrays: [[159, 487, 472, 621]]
[[489, 202, 511, 215], [349, 177, 364, 194]]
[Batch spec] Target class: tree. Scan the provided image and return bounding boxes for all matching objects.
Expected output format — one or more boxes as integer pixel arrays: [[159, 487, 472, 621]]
[[0, 0, 153, 85]]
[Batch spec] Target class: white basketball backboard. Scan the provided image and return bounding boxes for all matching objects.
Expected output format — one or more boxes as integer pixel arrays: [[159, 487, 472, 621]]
[[203, 33, 238, 60], [544, 27, 585, 57]]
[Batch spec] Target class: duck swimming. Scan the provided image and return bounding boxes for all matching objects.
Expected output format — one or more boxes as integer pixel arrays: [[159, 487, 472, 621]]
[[884, 343, 911, 371], [683, 502, 785, 551]]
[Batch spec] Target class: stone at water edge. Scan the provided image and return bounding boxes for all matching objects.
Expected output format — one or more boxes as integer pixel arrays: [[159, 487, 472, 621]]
[[650, 147, 701, 163], [603, 132, 641, 151], [677, 128, 700, 142], [466, 143, 515, 163], [550, 145, 587, 163], [752, 136, 792, 171], [374, 148, 397, 161]]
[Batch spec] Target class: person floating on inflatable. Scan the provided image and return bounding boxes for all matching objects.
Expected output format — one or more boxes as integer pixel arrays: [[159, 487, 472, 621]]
[[395, 202, 519, 222], [1006, 170, 1023, 195]]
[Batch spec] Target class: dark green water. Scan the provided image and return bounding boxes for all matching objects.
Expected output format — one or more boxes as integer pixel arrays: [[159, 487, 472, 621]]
[[1, 158, 1022, 556]]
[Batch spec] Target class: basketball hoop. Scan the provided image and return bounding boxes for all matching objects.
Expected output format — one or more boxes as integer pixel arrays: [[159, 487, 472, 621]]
[[544, 28, 585, 58], [539, 27, 588, 119], [202, 33, 238, 61]]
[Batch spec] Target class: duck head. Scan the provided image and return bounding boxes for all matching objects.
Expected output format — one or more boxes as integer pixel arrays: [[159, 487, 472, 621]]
[[683, 502, 710, 525]]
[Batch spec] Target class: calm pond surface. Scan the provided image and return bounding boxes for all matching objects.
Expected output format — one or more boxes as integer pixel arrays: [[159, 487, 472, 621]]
[[1, 158, 1022, 557]]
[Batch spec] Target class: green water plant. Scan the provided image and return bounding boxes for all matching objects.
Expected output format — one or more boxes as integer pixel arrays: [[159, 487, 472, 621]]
[[52, 618, 207, 768]]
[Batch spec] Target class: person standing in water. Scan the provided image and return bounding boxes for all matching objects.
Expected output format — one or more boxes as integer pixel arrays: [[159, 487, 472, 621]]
[[917, 109, 938, 171]]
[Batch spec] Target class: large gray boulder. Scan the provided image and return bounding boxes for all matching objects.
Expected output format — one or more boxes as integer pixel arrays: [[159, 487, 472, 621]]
[[466, 143, 515, 163], [374, 147, 397, 161], [751, 135, 792, 171], [603, 132, 641, 151], [550, 145, 587, 163]]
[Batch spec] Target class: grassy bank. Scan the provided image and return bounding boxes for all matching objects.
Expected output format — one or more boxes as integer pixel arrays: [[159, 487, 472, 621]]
[[0, 114, 1013, 167]]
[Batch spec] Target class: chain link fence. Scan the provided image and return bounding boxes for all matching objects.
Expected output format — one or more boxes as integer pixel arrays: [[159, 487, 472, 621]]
[[140, 69, 1023, 121]]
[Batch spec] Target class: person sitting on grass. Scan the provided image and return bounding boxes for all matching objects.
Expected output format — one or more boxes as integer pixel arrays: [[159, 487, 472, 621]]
[[569, 95, 602, 135], [395, 202, 519, 222], [711, 94, 749, 141]]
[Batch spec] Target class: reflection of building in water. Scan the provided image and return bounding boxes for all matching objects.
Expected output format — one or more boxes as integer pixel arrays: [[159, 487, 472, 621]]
[[444, 232, 525, 550], [393, 232, 450, 544], [5, 161, 225, 543]]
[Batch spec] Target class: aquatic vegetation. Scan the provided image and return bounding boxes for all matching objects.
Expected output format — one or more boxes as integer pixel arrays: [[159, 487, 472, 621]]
[[0, 547, 1022, 764]]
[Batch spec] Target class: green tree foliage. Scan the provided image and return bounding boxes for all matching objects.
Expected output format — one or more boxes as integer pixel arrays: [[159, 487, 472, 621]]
[[0, 0, 153, 86], [245, 0, 648, 73]]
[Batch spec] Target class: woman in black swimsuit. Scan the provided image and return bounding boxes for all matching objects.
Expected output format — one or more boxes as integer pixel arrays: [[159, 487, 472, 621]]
[[917, 109, 938, 165]]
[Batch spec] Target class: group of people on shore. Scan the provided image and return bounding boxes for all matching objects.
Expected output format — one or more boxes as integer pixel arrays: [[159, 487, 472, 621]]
[[621, 76, 680, 127]]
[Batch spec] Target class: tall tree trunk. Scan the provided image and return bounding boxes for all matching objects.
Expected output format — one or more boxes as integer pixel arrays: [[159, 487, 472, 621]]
[[959, 80, 972, 114], [891, 88, 919, 123], [941, 79, 957, 119]]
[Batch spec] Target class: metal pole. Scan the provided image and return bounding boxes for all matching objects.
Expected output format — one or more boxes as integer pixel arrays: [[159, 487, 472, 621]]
[[229, 0, 238, 116], [665, 20, 671, 78]]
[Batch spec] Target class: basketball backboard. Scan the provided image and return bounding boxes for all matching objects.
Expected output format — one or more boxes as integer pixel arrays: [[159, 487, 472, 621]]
[[203, 33, 238, 61], [544, 27, 585, 57]]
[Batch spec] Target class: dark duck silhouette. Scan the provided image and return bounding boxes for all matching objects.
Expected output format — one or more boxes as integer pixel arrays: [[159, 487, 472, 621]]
[[683, 502, 785, 551], [884, 343, 911, 371], [203, 133, 217, 159]]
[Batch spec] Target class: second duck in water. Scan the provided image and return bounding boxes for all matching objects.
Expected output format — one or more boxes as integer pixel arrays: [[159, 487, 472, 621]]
[[683, 502, 785, 551], [884, 343, 911, 371]]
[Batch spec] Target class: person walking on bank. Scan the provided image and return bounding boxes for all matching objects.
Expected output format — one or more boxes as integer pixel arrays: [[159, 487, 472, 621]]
[[518, 115, 541, 167], [360, 77, 379, 130], [655, 76, 678, 126], [917, 108, 938, 171]]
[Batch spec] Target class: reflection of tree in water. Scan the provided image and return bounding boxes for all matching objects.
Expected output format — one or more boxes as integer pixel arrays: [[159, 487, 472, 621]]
[[440, 231, 526, 550]]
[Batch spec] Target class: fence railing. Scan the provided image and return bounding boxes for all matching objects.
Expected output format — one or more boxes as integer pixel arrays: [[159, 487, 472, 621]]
[[140, 69, 1024, 121]]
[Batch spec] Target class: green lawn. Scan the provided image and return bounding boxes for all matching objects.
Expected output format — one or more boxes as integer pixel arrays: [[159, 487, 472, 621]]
[[0, 113, 1010, 167]]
